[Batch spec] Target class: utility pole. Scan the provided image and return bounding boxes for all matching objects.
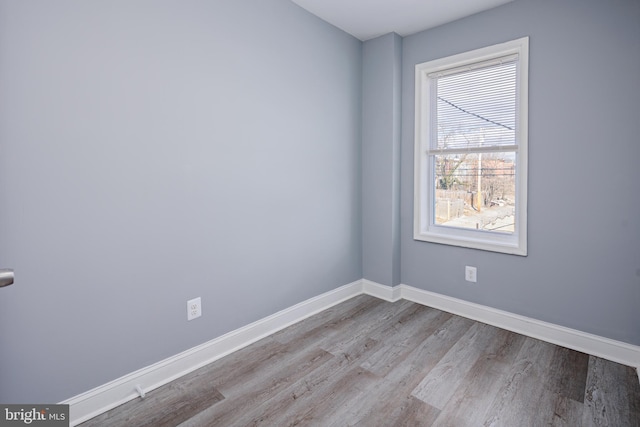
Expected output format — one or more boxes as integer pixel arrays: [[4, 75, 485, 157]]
[[476, 153, 482, 212]]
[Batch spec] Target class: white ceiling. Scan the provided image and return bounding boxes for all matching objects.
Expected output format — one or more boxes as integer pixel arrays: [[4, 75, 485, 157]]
[[291, 0, 513, 41]]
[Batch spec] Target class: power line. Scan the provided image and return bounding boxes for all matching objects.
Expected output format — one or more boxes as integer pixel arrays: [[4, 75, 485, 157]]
[[437, 96, 514, 131]]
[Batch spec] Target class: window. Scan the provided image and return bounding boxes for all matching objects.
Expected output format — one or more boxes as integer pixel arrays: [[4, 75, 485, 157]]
[[414, 37, 529, 255]]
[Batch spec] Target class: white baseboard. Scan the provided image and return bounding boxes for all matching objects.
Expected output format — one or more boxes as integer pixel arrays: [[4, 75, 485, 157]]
[[63, 279, 364, 426], [64, 278, 640, 425], [362, 279, 402, 302], [398, 283, 640, 369]]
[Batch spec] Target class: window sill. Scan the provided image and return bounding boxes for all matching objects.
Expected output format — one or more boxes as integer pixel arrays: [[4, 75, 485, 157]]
[[414, 227, 527, 256]]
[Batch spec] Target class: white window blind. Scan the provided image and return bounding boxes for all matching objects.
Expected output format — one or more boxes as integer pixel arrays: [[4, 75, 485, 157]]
[[430, 57, 518, 152]]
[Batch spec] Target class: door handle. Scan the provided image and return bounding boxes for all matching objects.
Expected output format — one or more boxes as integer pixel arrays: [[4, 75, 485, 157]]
[[0, 269, 14, 287]]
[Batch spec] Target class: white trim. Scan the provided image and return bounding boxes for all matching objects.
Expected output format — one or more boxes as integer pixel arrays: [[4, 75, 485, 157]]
[[398, 284, 640, 368], [362, 279, 402, 302], [64, 279, 640, 425], [63, 279, 364, 426]]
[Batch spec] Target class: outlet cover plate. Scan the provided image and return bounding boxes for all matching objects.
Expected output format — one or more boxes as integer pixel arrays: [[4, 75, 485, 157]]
[[465, 266, 477, 283], [187, 297, 202, 321]]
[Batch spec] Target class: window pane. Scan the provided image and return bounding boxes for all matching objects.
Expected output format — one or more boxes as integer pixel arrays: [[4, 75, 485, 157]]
[[436, 61, 516, 150], [433, 152, 516, 234]]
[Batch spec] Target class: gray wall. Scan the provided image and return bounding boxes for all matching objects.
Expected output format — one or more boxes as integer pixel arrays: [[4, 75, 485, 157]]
[[362, 33, 402, 286], [400, 0, 640, 345], [0, 0, 362, 403], [2, 0, 638, 408]]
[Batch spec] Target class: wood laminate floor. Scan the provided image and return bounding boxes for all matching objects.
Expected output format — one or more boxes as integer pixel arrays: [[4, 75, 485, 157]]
[[81, 295, 640, 426]]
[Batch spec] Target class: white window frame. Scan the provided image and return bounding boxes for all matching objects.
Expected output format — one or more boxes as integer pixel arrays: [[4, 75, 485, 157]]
[[414, 37, 529, 256]]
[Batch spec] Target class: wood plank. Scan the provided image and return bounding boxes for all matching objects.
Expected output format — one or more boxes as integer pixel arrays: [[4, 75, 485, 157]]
[[271, 294, 385, 346], [273, 366, 381, 426], [411, 322, 504, 409], [342, 315, 476, 425], [359, 305, 452, 377], [319, 298, 417, 356], [205, 296, 385, 396], [176, 345, 338, 427], [430, 328, 526, 426], [543, 346, 589, 426], [552, 396, 584, 427], [190, 337, 288, 394], [226, 337, 381, 426], [548, 346, 589, 403], [582, 356, 640, 427], [80, 366, 225, 427], [366, 395, 441, 427], [481, 337, 558, 426]]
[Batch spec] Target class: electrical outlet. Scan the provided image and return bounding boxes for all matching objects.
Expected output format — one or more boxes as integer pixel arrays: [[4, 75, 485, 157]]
[[187, 297, 202, 321], [465, 266, 477, 283]]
